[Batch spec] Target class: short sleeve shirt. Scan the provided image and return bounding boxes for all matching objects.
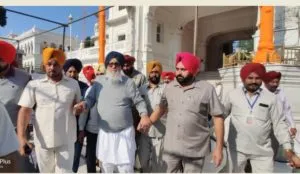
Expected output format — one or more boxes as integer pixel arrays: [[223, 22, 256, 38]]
[[161, 80, 224, 157], [18, 76, 81, 148]]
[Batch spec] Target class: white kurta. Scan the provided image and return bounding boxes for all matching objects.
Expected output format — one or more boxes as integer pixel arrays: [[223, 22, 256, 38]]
[[96, 126, 136, 165]]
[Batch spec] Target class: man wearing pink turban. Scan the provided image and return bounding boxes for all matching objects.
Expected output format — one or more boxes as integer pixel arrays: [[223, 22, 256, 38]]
[[144, 52, 225, 172], [223, 63, 300, 172]]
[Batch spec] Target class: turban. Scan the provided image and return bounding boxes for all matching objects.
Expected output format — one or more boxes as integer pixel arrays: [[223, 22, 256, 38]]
[[82, 65, 95, 82], [105, 51, 125, 68], [161, 71, 175, 81], [240, 63, 266, 81], [264, 71, 281, 83], [175, 52, 200, 76], [42, 47, 66, 66], [124, 55, 136, 63], [0, 40, 16, 64], [147, 60, 162, 75], [63, 59, 83, 73]]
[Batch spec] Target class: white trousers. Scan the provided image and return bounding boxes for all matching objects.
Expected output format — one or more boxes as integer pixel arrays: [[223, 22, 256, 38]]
[[34, 142, 74, 173], [101, 162, 134, 173], [230, 150, 274, 173], [96, 126, 136, 172]]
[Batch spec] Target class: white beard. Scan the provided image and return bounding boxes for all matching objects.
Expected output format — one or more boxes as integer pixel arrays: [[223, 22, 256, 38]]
[[105, 70, 122, 84]]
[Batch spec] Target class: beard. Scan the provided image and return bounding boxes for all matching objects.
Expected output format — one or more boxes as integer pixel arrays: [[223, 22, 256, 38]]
[[123, 67, 134, 76], [176, 74, 195, 86], [267, 85, 278, 93], [106, 70, 122, 84], [149, 75, 160, 85], [244, 83, 261, 93]]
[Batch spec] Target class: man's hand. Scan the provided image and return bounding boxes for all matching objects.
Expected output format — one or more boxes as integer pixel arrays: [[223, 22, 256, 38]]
[[137, 116, 152, 134], [18, 138, 33, 157], [78, 131, 85, 144], [73, 101, 86, 115], [290, 128, 297, 138], [288, 154, 300, 168], [212, 147, 223, 167]]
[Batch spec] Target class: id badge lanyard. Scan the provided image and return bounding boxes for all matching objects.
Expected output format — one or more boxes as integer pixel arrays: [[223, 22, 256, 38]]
[[244, 93, 260, 124]]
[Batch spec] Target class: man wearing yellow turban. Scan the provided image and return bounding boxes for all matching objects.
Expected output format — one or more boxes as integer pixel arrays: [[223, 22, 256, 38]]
[[17, 47, 82, 172], [138, 60, 166, 172]]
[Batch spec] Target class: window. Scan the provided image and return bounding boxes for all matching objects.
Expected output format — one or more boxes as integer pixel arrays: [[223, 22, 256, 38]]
[[156, 23, 163, 43], [118, 34, 126, 41], [119, 6, 126, 11], [106, 34, 109, 39]]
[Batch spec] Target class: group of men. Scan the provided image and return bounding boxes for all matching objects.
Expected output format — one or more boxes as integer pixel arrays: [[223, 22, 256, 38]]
[[1, 38, 300, 173]]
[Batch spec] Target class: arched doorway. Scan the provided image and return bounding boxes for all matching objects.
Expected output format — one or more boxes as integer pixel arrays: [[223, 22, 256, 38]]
[[206, 29, 255, 71]]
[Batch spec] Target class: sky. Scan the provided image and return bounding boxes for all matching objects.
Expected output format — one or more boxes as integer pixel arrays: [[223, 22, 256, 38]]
[[0, 6, 101, 41]]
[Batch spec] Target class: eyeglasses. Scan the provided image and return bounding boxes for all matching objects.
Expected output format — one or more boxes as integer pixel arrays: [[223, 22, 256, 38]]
[[108, 62, 120, 67]]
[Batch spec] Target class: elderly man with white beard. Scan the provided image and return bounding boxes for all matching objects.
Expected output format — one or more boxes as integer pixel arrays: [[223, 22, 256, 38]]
[[74, 51, 152, 173]]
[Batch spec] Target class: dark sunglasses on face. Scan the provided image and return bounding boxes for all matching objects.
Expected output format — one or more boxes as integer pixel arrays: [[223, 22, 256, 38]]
[[108, 62, 120, 67]]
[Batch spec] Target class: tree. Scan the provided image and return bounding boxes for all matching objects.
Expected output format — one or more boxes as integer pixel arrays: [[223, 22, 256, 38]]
[[239, 39, 254, 52], [0, 6, 7, 27], [84, 36, 94, 48]]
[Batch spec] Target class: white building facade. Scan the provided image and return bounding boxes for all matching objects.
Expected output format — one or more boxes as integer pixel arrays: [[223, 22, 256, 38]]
[[7, 26, 78, 72]]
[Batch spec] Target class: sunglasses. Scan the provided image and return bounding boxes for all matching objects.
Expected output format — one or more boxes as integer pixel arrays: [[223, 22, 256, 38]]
[[108, 62, 120, 67]]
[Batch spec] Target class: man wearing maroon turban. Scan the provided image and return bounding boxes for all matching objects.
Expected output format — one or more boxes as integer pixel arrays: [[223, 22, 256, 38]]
[[263, 71, 297, 162], [0, 40, 35, 172], [145, 52, 224, 172], [122, 54, 147, 172], [223, 63, 300, 172]]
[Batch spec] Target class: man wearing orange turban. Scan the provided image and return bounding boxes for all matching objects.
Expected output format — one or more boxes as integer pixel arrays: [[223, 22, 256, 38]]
[[145, 52, 224, 172], [223, 63, 300, 172], [138, 60, 166, 172], [0, 40, 34, 172], [18, 47, 82, 172], [42, 47, 66, 67]]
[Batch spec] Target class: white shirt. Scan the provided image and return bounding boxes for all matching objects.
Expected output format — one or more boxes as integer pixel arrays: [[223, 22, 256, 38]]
[[0, 102, 19, 157], [18, 75, 81, 148], [223, 87, 292, 156], [274, 88, 295, 128]]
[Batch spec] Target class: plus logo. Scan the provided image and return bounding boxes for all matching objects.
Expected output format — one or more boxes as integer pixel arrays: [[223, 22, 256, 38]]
[[0, 159, 11, 165]]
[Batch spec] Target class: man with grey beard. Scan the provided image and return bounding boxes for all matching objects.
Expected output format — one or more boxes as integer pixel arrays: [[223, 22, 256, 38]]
[[74, 51, 152, 173]]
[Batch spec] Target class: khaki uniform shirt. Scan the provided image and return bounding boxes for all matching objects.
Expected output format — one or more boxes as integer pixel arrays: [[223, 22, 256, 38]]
[[160, 80, 224, 158], [18, 76, 81, 148], [139, 83, 166, 138]]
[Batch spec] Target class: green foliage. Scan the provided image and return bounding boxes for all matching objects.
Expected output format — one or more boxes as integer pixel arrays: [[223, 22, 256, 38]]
[[84, 36, 94, 48]]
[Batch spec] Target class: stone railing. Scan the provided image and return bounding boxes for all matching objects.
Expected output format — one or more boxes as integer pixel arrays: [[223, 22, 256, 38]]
[[223, 46, 300, 67], [276, 45, 300, 65], [66, 41, 128, 61]]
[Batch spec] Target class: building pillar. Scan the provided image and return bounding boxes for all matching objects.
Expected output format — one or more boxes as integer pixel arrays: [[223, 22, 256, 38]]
[[140, 6, 155, 74], [198, 41, 207, 71], [126, 7, 135, 56]]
